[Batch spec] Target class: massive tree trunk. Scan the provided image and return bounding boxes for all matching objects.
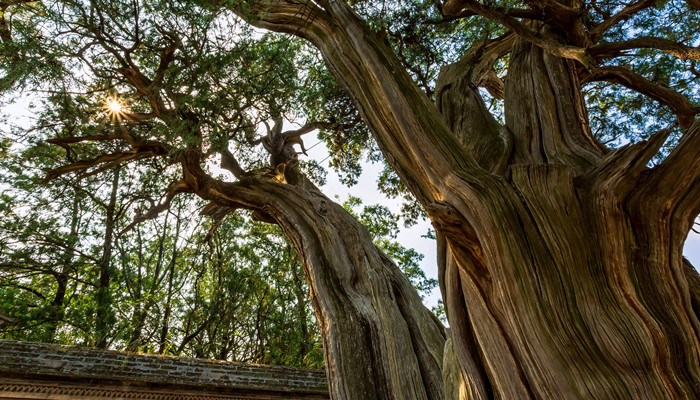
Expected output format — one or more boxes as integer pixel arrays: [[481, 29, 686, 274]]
[[41, 0, 699, 397], [433, 37, 700, 399], [226, 1, 700, 398]]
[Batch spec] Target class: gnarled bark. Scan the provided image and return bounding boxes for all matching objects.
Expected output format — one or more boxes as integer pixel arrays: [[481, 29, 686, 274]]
[[180, 150, 447, 399], [225, 1, 700, 398]]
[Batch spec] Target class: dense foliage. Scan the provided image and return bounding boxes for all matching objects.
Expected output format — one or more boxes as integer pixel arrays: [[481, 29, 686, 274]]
[[0, 145, 436, 365], [0, 1, 440, 358]]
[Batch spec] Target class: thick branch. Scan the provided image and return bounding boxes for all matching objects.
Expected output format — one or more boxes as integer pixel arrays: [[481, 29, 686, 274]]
[[590, 37, 700, 61], [442, 0, 593, 66], [220, 147, 247, 179], [581, 66, 700, 129], [626, 120, 700, 232], [436, 33, 514, 173], [42, 137, 168, 183], [583, 123, 674, 196]]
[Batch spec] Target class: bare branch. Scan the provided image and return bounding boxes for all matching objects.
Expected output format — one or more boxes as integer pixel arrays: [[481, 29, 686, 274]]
[[281, 122, 329, 139], [42, 138, 168, 183], [589, 0, 657, 42], [281, 121, 332, 156], [42, 153, 134, 183], [119, 179, 191, 236]]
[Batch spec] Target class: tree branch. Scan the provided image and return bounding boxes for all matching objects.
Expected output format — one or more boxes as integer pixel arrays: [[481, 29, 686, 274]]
[[119, 179, 192, 236], [436, 32, 514, 172], [281, 121, 331, 156], [442, 0, 594, 67], [633, 120, 700, 222], [220, 146, 247, 179], [583, 123, 675, 196], [652, 119, 700, 187], [589, 0, 658, 42], [590, 37, 700, 61], [580, 66, 700, 129], [0, 282, 46, 299], [41, 140, 168, 184]]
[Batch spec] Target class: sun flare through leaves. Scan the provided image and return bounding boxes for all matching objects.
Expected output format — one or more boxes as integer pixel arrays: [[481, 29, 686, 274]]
[[103, 97, 125, 122]]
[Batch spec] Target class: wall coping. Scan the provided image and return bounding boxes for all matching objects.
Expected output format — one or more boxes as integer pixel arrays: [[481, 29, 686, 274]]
[[0, 340, 328, 397]]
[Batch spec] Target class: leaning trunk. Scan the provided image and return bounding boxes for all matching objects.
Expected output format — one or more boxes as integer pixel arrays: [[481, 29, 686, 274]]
[[272, 186, 446, 399], [182, 158, 447, 399]]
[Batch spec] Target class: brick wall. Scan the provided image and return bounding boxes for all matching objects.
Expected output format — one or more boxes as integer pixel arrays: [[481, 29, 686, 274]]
[[0, 340, 328, 395]]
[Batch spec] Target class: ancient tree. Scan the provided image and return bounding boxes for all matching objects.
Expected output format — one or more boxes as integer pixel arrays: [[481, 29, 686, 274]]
[[4, 0, 700, 398], [212, 0, 700, 398]]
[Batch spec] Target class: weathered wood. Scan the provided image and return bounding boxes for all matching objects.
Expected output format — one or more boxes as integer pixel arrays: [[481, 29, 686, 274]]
[[192, 1, 700, 398]]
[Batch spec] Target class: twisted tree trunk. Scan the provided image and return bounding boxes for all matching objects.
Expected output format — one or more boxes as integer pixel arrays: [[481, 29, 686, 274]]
[[269, 182, 446, 399], [226, 1, 700, 398], [181, 154, 447, 399]]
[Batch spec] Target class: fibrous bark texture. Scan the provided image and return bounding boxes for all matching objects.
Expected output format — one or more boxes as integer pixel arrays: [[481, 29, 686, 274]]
[[225, 0, 700, 398], [42, 0, 698, 398], [180, 152, 447, 399]]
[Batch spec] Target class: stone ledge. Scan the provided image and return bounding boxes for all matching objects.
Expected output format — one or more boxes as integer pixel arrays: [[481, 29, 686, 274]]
[[0, 340, 328, 398]]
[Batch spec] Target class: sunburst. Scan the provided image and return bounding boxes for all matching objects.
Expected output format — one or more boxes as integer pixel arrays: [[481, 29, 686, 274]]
[[103, 96, 127, 122], [107, 98, 122, 113]]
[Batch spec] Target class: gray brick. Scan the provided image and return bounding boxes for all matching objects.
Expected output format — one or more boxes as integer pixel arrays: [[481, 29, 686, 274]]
[[0, 340, 328, 395]]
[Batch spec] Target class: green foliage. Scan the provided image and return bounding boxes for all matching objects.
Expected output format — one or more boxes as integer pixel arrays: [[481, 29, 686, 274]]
[[583, 0, 699, 156], [0, 0, 441, 367], [0, 145, 327, 365], [4, 0, 692, 370]]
